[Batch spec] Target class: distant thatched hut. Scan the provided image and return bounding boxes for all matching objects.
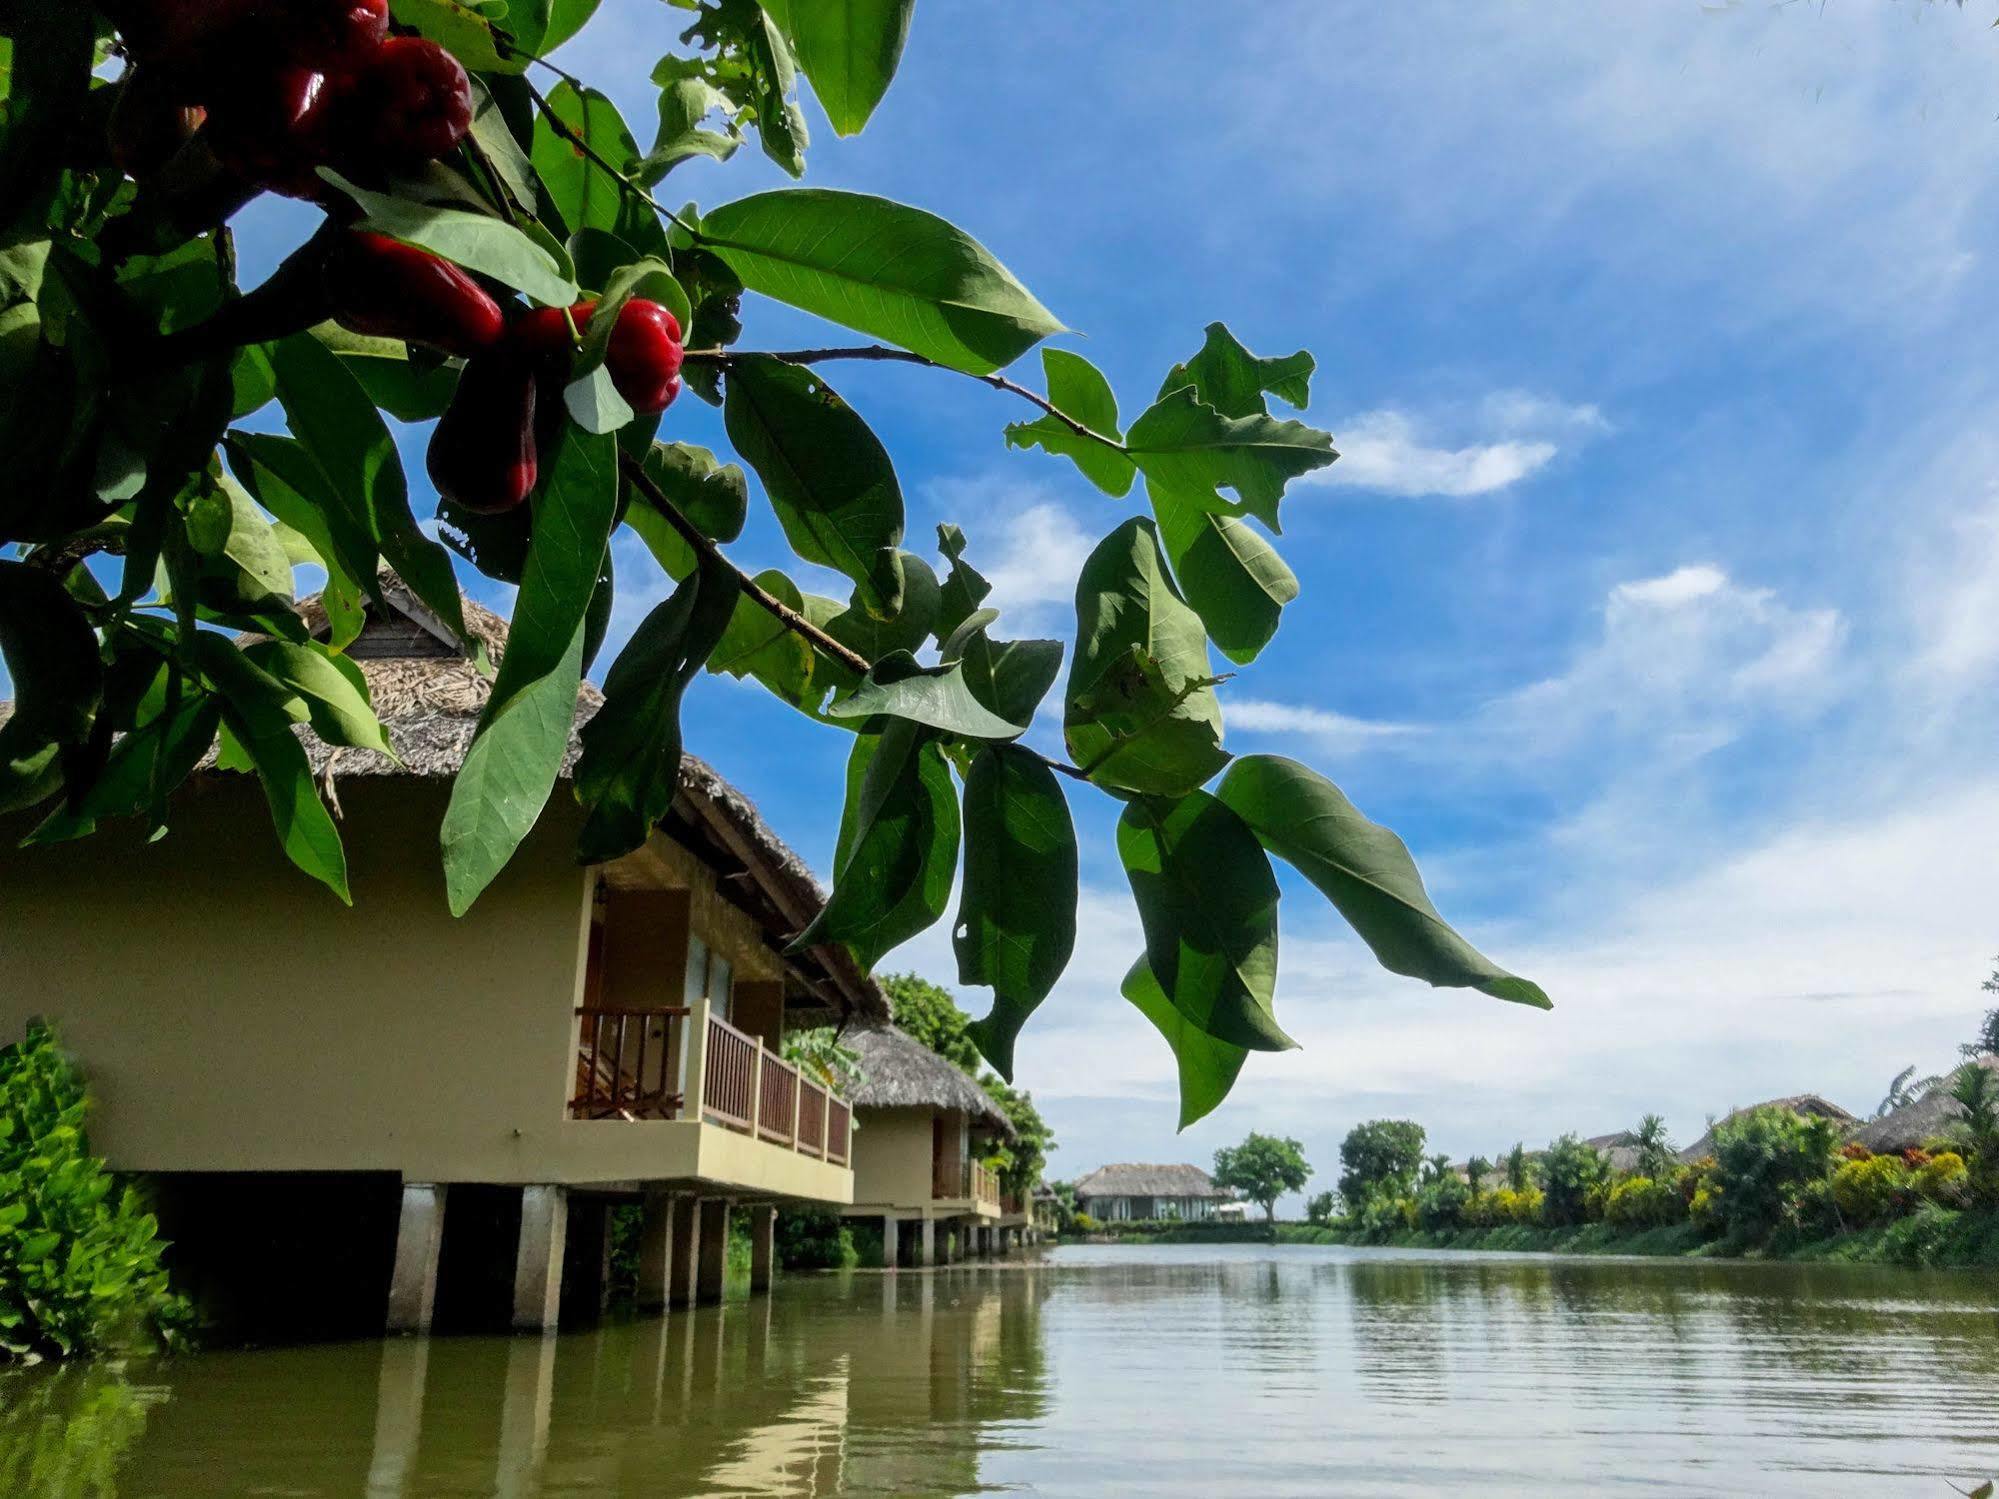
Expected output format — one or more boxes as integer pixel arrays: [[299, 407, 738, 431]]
[[1073, 1163, 1233, 1223], [842, 1025, 1015, 1266], [1586, 1131, 1644, 1174], [1676, 1094, 1859, 1163], [1848, 1057, 1999, 1154]]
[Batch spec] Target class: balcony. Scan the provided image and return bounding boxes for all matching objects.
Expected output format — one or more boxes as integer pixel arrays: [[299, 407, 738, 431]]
[[566, 999, 851, 1199], [931, 1156, 1002, 1215]]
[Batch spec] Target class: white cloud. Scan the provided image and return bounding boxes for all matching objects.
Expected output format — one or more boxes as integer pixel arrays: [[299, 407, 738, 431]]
[[1910, 483, 1999, 686], [1321, 410, 1558, 498], [978, 502, 1093, 625], [1226, 699, 1421, 754]]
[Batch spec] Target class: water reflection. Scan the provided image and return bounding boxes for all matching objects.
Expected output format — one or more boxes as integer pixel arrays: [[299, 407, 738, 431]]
[[3, 1248, 1996, 1496]]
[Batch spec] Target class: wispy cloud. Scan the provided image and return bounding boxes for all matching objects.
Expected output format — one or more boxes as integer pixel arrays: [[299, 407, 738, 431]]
[[1226, 698, 1422, 755], [1315, 392, 1604, 499]]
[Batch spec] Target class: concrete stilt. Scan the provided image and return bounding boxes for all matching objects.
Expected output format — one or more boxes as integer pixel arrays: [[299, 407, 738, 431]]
[[749, 1205, 775, 1295], [385, 1183, 447, 1334], [669, 1196, 699, 1308], [696, 1200, 727, 1305], [917, 1215, 935, 1268], [636, 1193, 677, 1312], [511, 1185, 567, 1332], [881, 1214, 899, 1269]]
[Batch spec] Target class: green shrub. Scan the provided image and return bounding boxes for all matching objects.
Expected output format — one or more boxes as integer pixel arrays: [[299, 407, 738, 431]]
[[1605, 1175, 1682, 1228], [1415, 1174, 1469, 1232], [1356, 1192, 1417, 1239], [0, 1024, 189, 1360], [1072, 1213, 1099, 1234], [1539, 1135, 1611, 1226], [1706, 1106, 1838, 1242], [1488, 1187, 1543, 1225], [1306, 1191, 1336, 1225], [775, 1208, 858, 1270], [1913, 1151, 1969, 1207], [1832, 1154, 1914, 1225]]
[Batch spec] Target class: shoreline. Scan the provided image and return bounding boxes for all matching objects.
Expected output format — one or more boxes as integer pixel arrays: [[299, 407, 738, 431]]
[[1061, 1206, 1999, 1271]]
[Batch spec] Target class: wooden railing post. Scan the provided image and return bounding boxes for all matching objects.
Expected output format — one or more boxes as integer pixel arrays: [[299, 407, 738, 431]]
[[790, 1065, 803, 1148], [684, 996, 712, 1123], [749, 1036, 765, 1142]]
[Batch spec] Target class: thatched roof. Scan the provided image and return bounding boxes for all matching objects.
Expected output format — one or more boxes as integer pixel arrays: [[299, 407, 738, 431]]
[[1073, 1163, 1229, 1201], [5, 574, 886, 1022], [842, 1026, 1011, 1131], [1849, 1056, 1999, 1153], [1677, 1094, 1859, 1163], [1586, 1131, 1644, 1174]]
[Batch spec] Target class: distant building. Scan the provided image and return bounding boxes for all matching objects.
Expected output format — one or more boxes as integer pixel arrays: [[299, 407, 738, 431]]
[[1849, 1056, 1999, 1154], [1073, 1163, 1232, 1222], [1677, 1094, 1859, 1164]]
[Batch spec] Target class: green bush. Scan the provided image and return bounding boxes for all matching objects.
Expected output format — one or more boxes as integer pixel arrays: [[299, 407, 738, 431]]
[[1487, 1186, 1544, 1225], [1831, 1154, 1914, 1225], [1416, 1175, 1469, 1232], [1539, 1135, 1611, 1226], [1605, 1175, 1682, 1228], [0, 1024, 188, 1360], [776, 1208, 859, 1271], [1913, 1151, 1969, 1207], [1356, 1192, 1417, 1239], [1706, 1106, 1838, 1242]]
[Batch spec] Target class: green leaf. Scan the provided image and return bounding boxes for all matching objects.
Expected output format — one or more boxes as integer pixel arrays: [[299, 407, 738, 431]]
[[388, 0, 555, 71], [23, 691, 221, 844], [1215, 754, 1550, 1010], [723, 355, 905, 616], [191, 475, 294, 613], [638, 75, 740, 183], [1118, 790, 1290, 1052], [1150, 481, 1298, 666], [529, 83, 666, 254], [563, 362, 635, 435], [0, 560, 100, 746], [1159, 322, 1314, 418], [961, 632, 1062, 728], [1004, 348, 1135, 497], [224, 432, 376, 632], [704, 567, 851, 716], [219, 703, 351, 904], [624, 440, 750, 573], [240, 641, 394, 757], [933, 521, 991, 641], [468, 76, 541, 210], [699, 189, 1063, 374], [319, 171, 579, 307], [756, 0, 917, 136], [827, 650, 1026, 738], [791, 720, 958, 971], [268, 334, 466, 640], [1125, 386, 1337, 532], [441, 427, 618, 915], [336, 346, 461, 423], [1063, 517, 1227, 796], [543, 0, 602, 52], [1121, 955, 1246, 1131], [574, 554, 738, 863], [822, 554, 938, 664], [957, 744, 1077, 1080]]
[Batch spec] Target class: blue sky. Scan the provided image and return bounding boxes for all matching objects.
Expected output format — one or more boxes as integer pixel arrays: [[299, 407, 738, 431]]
[[94, 1, 1999, 1194]]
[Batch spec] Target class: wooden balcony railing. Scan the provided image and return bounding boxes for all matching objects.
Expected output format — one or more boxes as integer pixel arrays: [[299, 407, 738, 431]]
[[570, 1007, 687, 1120], [572, 999, 856, 1174], [758, 1049, 798, 1145], [971, 1161, 1001, 1209]]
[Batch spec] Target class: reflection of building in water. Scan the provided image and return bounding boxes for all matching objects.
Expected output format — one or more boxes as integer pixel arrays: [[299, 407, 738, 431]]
[[0, 580, 887, 1344], [62, 1268, 1054, 1498]]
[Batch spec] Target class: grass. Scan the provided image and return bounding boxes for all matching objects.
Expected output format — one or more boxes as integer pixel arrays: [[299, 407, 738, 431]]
[[1084, 1209, 1999, 1270]]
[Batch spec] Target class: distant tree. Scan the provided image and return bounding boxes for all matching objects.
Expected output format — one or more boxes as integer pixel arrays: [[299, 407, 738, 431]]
[[1306, 1190, 1337, 1225], [1539, 1134, 1611, 1226], [1965, 960, 1999, 1059], [982, 1074, 1055, 1200], [1213, 1133, 1313, 1232], [1505, 1143, 1531, 1192], [880, 973, 983, 1073], [1873, 1065, 1943, 1120], [1420, 1152, 1453, 1187], [783, 1028, 865, 1098], [1338, 1120, 1426, 1209], [1465, 1156, 1492, 1196], [1947, 1063, 1998, 1204], [1633, 1114, 1676, 1179], [1707, 1107, 1839, 1242]]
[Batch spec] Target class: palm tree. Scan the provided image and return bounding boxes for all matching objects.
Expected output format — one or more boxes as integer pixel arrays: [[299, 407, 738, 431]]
[[1465, 1155, 1491, 1196], [1634, 1113, 1674, 1179], [1420, 1152, 1452, 1187], [1874, 1065, 1944, 1119]]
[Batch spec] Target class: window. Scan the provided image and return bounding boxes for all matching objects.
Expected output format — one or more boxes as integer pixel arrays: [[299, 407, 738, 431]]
[[681, 935, 735, 1022]]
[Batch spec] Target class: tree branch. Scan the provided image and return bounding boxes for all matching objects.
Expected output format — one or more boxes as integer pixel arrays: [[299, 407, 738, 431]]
[[683, 345, 1130, 454], [615, 450, 873, 677], [521, 77, 700, 240]]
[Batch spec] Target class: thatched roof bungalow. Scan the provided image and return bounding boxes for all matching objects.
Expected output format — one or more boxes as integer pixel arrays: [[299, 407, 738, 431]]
[[1676, 1094, 1859, 1164], [1, 576, 884, 1337], [841, 1025, 1016, 1265], [1073, 1163, 1233, 1223], [1848, 1057, 1999, 1154]]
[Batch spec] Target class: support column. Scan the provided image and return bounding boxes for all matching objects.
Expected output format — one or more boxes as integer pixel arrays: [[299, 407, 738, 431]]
[[669, 1196, 699, 1308], [385, 1183, 447, 1334], [636, 1193, 677, 1313], [917, 1215, 935, 1268], [749, 1205, 775, 1295], [512, 1185, 568, 1332], [696, 1199, 727, 1305], [881, 1214, 899, 1269]]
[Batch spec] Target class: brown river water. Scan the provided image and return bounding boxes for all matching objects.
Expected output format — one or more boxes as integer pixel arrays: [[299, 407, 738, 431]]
[[4, 1243, 1998, 1497]]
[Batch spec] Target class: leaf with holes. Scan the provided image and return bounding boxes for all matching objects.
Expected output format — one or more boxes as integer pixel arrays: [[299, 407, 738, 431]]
[[1125, 385, 1336, 532], [1005, 348, 1135, 497]]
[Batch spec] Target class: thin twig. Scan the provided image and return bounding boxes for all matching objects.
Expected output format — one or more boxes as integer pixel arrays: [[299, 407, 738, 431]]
[[616, 450, 873, 677], [521, 77, 700, 239], [684, 345, 1130, 455]]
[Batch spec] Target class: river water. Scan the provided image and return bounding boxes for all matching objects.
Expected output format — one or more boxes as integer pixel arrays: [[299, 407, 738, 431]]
[[5, 1243, 1997, 1496]]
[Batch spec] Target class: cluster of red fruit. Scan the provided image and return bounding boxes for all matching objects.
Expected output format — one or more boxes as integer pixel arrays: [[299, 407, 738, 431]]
[[108, 0, 473, 195], [319, 234, 685, 514]]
